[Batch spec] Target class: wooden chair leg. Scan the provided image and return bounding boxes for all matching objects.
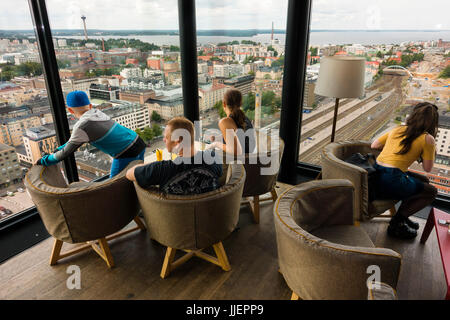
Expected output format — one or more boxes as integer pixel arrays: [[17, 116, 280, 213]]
[[291, 292, 300, 300], [50, 239, 63, 266], [161, 247, 177, 279], [134, 216, 147, 231], [389, 206, 396, 217], [252, 195, 260, 224], [271, 187, 278, 202], [94, 238, 115, 268], [212, 242, 231, 271]]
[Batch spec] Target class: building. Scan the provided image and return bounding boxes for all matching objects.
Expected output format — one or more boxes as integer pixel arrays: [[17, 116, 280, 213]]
[[0, 115, 42, 146], [223, 74, 255, 96], [147, 57, 163, 70], [17, 125, 58, 165], [120, 67, 143, 79], [99, 102, 150, 131], [88, 84, 120, 101], [119, 89, 156, 104], [214, 64, 231, 78], [198, 83, 227, 112], [0, 143, 22, 187], [125, 77, 164, 91], [146, 94, 184, 120], [61, 77, 100, 95], [435, 111, 450, 161]]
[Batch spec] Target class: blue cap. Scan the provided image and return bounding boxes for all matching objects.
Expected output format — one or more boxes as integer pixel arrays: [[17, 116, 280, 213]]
[[66, 91, 91, 108]]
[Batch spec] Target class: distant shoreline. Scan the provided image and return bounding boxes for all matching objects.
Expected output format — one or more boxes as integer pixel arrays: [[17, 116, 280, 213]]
[[1, 29, 450, 37]]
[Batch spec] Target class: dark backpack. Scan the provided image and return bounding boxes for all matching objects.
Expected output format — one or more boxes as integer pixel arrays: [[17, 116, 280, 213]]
[[161, 167, 220, 195], [344, 153, 378, 201]]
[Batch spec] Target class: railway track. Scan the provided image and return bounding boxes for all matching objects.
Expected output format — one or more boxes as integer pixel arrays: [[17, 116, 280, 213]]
[[299, 76, 404, 164]]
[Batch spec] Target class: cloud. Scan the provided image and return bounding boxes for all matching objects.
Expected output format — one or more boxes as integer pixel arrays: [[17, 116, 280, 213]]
[[0, 0, 448, 30]]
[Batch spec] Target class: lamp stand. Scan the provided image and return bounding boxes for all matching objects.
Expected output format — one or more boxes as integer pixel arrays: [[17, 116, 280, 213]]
[[316, 97, 340, 180], [330, 98, 340, 142]]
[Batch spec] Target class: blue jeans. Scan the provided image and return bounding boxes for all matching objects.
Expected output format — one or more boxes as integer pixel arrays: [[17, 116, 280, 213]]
[[109, 149, 145, 178], [373, 163, 424, 200]]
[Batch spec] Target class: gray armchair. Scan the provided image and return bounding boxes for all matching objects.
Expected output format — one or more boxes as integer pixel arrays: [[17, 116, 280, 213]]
[[241, 137, 284, 223], [24, 161, 146, 268], [321, 140, 398, 221], [133, 164, 245, 278], [273, 179, 402, 300]]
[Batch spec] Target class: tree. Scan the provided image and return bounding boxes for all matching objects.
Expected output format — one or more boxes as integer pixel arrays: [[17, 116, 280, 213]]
[[264, 74, 272, 80], [242, 93, 255, 112], [213, 100, 226, 118], [151, 111, 162, 122], [262, 91, 276, 106], [151, 123, 163, 137], [439, 65, 450, 79], [310, 47, 318, 56]]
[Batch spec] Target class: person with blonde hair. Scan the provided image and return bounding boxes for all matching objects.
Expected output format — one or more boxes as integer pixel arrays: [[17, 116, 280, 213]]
[[371, 102, 439, 239], [126, 117, 222, 195]]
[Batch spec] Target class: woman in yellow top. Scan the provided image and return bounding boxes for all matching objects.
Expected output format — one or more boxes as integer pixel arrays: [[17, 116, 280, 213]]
[[371, 102, 438, 239]]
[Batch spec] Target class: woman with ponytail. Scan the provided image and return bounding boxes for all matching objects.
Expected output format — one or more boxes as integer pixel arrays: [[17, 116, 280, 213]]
[[371, 102, 439, 239], [207, 89, 256, 155]]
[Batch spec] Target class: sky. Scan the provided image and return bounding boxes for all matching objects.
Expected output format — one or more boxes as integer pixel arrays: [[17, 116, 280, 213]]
[[0, 0, 449, 31]]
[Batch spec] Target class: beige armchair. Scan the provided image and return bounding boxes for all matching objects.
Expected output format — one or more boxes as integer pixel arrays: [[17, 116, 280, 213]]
[[133, 164, 245, 278], [321, 140, 398, 221], [24, 161, 146, 268], [273, 179, 402, 300], [241, 137, 284, 223]]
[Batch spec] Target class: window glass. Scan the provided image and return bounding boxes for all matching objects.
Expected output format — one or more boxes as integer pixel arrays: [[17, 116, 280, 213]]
[[46, 0, 179, 171], [195, 0, 288, 150], [0, 1, 48, 220], [298, 0, 450, 196]]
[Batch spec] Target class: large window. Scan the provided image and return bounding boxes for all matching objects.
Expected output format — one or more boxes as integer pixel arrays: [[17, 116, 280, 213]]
[[0, 1, 48, 220], [298, 0, 450, 196], [195, 0, 288, 144], [46, 0, 180, 176]]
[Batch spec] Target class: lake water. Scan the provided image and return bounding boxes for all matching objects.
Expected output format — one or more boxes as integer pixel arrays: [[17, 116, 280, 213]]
[[55, 31, 450, 46]]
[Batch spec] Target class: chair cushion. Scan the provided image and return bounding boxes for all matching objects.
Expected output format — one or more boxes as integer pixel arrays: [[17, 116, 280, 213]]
[[369, 199, 397, 216], [311, 225, 375, 248], [367, 282, 398, 300]]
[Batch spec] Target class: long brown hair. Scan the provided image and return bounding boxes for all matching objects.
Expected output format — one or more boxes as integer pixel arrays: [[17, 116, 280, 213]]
[[224, 89, 247, 129], [396, 102, 439, 155]]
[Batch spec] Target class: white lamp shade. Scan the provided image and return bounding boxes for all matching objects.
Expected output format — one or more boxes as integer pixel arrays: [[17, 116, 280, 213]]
[[314, 56, 365, 99]]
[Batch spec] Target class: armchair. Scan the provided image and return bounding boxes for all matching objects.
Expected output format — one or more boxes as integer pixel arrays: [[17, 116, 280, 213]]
[[321, 140, 398, 221], [273, 179, 402, 299], [133, 164, 245, 278], [24, 161, 146, 268]]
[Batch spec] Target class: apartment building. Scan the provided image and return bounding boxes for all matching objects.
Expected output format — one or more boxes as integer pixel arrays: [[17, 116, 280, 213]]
[[0, 115, 42, 146], [198, 83, 227, 112], [146, 94, 184, 121], [0, 143, 22, 187]]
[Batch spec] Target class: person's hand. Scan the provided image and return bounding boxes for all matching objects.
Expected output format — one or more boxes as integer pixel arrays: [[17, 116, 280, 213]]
[[205, 142, 220, 150], [36, 153, 56, 166]]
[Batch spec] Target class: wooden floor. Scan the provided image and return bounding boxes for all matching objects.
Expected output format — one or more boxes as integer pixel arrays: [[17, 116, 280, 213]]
[[0, 185, 447, 300]]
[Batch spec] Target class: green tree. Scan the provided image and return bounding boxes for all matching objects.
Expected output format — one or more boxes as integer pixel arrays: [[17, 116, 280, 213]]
[[439, 65, 450, 78], [242, 93, 255, 112], [151, 111, 162, 122], [151, 123, 163, 137], [213, 100, 226, 118], [310, 47, 318, 56]]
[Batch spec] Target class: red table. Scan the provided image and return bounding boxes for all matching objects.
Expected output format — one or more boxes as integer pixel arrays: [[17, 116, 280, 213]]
[[420, 208, 450, 300]]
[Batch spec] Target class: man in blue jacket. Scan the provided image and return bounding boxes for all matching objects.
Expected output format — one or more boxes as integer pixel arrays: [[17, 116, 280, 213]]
[[36, 90, 146, 178]]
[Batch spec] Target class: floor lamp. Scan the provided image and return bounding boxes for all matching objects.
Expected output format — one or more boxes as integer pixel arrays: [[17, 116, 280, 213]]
[[314, 56, 366, 143], [313, 56, 365, 179]]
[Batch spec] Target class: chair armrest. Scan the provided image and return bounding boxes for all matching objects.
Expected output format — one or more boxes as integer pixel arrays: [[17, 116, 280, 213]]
[[367, 282, 398, 300], [321, 148, 369, 221]]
